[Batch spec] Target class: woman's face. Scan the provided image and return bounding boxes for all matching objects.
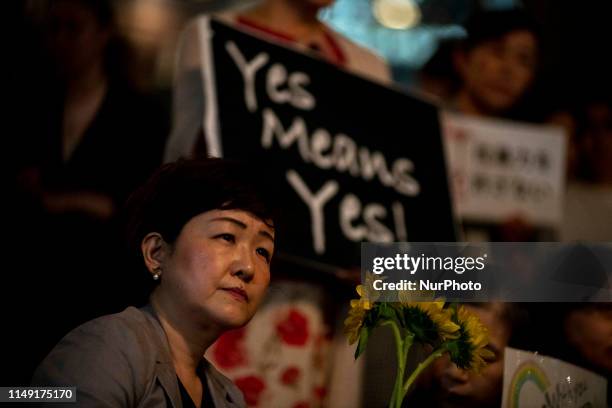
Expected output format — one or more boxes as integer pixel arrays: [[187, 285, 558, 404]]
[[565, 307, 612, 373], [48, 0, 110, 78], [428, 305, 510, 408], [156, 209, 274, 330], [457, 30, 538, 114]]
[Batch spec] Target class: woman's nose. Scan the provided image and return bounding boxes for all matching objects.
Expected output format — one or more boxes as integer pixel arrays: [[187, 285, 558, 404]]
[[444, 362, 470, 383], [231, 245, 255, 282]]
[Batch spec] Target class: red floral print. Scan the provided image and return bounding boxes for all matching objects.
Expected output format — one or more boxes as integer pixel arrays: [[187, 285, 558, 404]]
[[276, 309, 309, 346], [313, 385, 327, 401], [212, 328, 247, 370], [280, 366, 301, 386], [292, 402, 309, 408], [235, 375, 266, 406]]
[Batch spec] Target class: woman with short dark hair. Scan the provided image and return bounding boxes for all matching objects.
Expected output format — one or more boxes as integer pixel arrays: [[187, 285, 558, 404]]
[[33, 158, 277, 408]]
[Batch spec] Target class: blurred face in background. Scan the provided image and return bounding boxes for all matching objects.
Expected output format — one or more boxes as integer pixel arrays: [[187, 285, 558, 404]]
[[456, 30, 538, 115], [429, 305, 510, 408], [582, 103, 612, 182], [565, 307, 612, 374], [48, 0, 111, 78]]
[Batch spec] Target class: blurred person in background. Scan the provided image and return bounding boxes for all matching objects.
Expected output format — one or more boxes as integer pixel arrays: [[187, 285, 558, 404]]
[[22, 0, 167, 220], [561, 95, 612, 241], [579, 98, 612, 184], [564, 304, 612, 377], [532, 302, 612, 404], [165, 0, 391, 161], [408, 302, 529, 408], [163, 1, 392, 406], [451, 9, 539, 120], [418, 9, 540, 121], [420, 9, 543, 242], [10, 0, 168, 383]]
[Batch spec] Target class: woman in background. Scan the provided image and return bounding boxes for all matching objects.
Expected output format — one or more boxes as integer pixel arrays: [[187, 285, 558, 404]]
[[164, 0, 391, 161], [408, 302, 529, 408], [419, 9, 540, 120], [11, 0, 168, 377], [163, 2, 392, 406]]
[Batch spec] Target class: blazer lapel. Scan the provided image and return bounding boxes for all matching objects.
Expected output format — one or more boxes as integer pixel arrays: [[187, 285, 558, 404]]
[[140, 304, 244, 408], [141, 304, 182, 408], [203, 360, 245, 408], [155, 362, 182, 408]]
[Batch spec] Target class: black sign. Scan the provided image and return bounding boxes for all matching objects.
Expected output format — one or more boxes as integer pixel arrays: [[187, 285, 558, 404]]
[[201, 18, 456, 270]]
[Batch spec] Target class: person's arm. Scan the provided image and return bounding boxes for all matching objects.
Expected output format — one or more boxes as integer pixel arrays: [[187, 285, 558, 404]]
[[41, 191, 115, 220], [164, 18, 207, 162]]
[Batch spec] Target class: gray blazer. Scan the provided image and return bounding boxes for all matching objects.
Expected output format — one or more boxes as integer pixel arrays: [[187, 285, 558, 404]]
[[32, 305, 246, 408]]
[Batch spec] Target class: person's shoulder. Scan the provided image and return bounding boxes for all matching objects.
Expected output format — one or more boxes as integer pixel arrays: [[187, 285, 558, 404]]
[[214, 10, 237, 25], [325, 26, 392, 84], [72, 307, 164, 357], [79, 306, 151, 333], [32, 307, 161, 385], [184, 11, 237, 33], [31, 307, 165, 405]]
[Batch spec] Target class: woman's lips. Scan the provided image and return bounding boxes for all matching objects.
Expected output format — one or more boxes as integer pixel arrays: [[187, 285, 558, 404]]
[[221, 287, 248, 302]]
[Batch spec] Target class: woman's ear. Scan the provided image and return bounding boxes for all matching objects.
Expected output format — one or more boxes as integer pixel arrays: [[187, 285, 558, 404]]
[[141, 233, 169, 275]]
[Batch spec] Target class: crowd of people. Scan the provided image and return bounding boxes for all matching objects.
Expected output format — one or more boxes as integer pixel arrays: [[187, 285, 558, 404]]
[[7, 0, 612, 407]]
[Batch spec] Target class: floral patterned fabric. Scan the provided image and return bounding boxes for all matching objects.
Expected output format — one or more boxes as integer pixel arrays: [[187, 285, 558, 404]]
[[207, 281, 343, 408]]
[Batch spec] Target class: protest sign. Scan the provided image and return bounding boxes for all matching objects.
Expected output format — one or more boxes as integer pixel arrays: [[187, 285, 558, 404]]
[[442, 111, 566, 228], [502, 347, 607, 408], [198, 17, 455, 269]]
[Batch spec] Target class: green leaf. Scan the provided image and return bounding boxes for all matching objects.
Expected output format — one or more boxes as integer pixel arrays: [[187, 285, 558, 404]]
[[355, 324, 371, 359]]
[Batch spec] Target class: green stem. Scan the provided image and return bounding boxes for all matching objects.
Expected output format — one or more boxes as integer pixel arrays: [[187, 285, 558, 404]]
[[401, 347, 446, 398], [383, 321, 414, 408], [383, 321, 404, 408], [398, 335, 414, 407]]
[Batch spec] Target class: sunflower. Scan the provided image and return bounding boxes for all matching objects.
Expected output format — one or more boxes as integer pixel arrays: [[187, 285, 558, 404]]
[[397, 288, 435, 304], [344, 279, 379, 345], [448, 306, 495, 373], [344, 302, 368, 345], [400, 300, 460, 344]]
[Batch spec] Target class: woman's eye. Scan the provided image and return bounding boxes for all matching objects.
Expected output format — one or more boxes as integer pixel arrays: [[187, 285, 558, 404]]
[[216, 233, 235, 243], [257, 248, 271, 263]]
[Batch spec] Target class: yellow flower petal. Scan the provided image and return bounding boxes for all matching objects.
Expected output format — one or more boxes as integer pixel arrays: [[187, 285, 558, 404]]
[[402, 300, 460, 342], [455, 306, 494, 373]]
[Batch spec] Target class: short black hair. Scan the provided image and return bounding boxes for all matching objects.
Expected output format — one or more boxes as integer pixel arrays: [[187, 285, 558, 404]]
[[124, 158, 278, 258], [462, 9, 540, 51]]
